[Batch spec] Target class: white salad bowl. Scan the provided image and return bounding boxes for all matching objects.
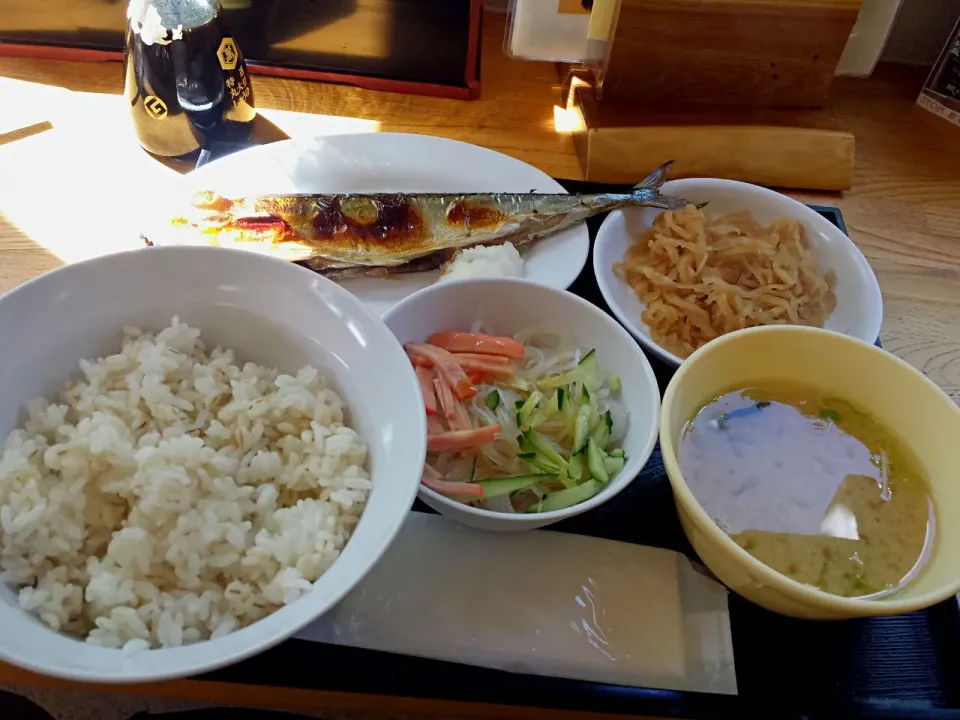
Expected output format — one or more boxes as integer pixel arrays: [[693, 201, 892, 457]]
[[0, 246, 426, 683], [593, 178, 884, 367], [382, 278, 661, 532]]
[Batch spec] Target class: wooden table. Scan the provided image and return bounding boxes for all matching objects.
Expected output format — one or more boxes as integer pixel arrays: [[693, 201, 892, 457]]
[[0, 13, 959, 718]]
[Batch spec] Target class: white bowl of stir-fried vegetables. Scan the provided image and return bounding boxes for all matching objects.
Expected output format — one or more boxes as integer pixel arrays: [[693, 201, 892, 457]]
[[383, 278, 661, 531]]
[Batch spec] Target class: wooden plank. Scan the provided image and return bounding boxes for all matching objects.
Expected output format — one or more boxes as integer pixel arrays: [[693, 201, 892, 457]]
[[571, 88, 856, 190], [602, 0, 863, 107], [0, 662, 670, 720], [580, 123, 855, 189]]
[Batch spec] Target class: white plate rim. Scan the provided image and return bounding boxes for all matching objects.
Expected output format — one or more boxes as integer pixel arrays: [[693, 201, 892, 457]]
[[593, 177, 884, 367]]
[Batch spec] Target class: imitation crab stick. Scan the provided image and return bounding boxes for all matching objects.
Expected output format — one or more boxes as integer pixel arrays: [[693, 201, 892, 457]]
[[426, 414, 446, 434], [411, 354, 515, 379], [451, 352, 509, 366], [415, 366, 438, 415], [456, 359, 514, 378], [426, 332, 526, 361], [435, 376, 470, 431], [421, 464, 484, 499], [452, 395, 473, 431], [427, 424, 501, 452], [405, 343, 476, 399]]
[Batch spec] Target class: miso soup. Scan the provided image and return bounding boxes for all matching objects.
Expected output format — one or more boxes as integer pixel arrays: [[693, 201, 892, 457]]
[[679, 383, 934, 599]]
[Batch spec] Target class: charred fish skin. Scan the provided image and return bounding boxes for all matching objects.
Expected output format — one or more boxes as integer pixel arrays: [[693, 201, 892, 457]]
[[151, 161, 695, 275]]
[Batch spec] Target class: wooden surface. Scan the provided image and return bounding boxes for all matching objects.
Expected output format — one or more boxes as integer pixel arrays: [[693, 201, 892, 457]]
[[572, 86, 857, 189], [0, 8, 958, 713], [601, 0, 862, 107], [0, 663, 668, 720], [575, 121, 856, 190]]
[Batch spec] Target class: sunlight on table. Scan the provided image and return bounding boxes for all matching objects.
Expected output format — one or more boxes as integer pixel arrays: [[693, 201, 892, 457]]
[[552, 75, 587, 134], [259, 108, 380, 138], [553, 104, 586, 134], [0, 78, 378, 268], [0, 77, 69, 136]]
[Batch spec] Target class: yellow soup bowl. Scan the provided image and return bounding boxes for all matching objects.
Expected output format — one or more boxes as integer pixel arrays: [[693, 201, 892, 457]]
[[660, 325, 960, 619]]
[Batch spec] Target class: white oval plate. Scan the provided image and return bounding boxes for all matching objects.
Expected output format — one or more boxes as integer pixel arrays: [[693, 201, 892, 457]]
[[180, 133, 590, 318], [594, 178, 883, 367]]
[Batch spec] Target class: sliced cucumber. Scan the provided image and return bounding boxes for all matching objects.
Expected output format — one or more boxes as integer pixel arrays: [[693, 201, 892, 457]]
[[516, 391, 544, 427], [522, 430, 568, 472], [586, 437, 609, 484], [607, 374, 621, 392], [603, 455, 625, 477], [585, 394, 600, 432], [538, 349, 598, 391], [530, 479, 601, 512], [591, 422, 609, 451], [528, 390, 561, 429], [592, 410, 612, 450], [557, 387, 566, 411], [564, 388, 579, 434], [530, 458, 562, 475], [578, 349, 598, 391], [610, 448, 625, 459], [572, 405, 591, 454], [518, 439, 561, 475], [476, 474, 549, 499], [504, 377, 532, 393], [566, 452, 585, 485], [484, 390, 500, 411]]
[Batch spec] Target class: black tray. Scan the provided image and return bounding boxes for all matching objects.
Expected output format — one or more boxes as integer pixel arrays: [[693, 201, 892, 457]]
[[193, 144, 960, 720]]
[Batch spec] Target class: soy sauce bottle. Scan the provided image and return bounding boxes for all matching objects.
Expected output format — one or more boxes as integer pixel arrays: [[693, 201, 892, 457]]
[[124, 0, 256, 158]]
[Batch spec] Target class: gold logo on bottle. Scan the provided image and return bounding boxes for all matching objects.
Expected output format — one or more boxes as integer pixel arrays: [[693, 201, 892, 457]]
[[144, 95, 168, 120], [217, 38, 239, 70]]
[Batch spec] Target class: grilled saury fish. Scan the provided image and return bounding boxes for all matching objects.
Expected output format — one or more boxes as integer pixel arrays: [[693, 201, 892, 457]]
[[146, 161, 696, 278]]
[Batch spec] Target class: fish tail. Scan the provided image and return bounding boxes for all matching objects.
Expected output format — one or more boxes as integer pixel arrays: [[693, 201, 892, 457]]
[[632, 161, 673, 193], [629, 161, 703, 211]]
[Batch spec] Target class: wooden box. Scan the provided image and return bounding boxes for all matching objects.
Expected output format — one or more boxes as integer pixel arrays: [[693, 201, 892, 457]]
[[599, 0, 863, 108], [561, 0, 863, 190]]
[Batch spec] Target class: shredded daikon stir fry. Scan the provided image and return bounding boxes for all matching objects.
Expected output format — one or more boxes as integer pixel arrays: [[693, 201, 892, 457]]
[[615, 205, 837, 358]]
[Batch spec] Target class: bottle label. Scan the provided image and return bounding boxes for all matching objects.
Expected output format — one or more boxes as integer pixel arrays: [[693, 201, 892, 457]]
[[219, 38, 253, 110], [143, 95, 169, 120], [225, 64, 253, 109], [217, 37, 240, 70]]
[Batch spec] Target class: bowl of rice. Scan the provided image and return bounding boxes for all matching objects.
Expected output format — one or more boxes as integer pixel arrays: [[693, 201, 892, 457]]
[[593, 178, 883, 366], [0, 246, 426, 682]]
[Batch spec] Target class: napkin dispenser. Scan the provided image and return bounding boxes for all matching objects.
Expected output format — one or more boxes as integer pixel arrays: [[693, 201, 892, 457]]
[[0, 0, 482, 100]]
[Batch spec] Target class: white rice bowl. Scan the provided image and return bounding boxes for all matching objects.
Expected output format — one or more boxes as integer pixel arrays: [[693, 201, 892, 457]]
[[0, 246, 426, 682], [1, 318, 370, 652]]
